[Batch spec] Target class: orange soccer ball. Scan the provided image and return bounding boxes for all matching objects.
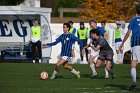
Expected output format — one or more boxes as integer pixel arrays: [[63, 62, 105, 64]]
[[40, 71, 48, 80]]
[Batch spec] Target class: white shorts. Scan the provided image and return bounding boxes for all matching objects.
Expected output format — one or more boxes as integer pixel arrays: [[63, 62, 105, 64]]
[[131, 46, 140, 63], [61, 56, 69, 61], [88, 47, 99, 57], [88, 47, 99, 63], [115, 42, 123, 50]]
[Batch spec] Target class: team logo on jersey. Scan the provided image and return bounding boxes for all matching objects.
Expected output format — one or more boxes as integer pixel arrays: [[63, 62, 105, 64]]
[[66, 37, 69, 40]]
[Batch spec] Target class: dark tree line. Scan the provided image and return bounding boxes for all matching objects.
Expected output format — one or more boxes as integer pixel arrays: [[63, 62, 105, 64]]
[[0, 0, 24, 5]]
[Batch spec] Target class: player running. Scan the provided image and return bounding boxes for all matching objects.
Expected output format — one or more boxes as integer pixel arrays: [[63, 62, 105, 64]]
[[43, 23, 84, 79]]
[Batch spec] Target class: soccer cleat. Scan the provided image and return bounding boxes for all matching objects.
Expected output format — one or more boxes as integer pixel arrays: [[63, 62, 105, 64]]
[[129, 83, 136, 91], [111, 74, 116, 79], [76, 71, 80, 78], [90, 72, 98, 78], [33, 60, 35, 63], [39, 59, 41, 63], [105, 75, 109, 79], [50, 74, 56, 80]]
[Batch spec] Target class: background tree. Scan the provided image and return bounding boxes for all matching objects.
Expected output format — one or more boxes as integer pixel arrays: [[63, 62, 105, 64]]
[[80, 0, 140, 22], [0, 0, 24, 5]]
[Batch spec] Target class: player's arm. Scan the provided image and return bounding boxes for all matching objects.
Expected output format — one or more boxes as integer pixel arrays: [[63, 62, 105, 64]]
[[72, 35, 84, 50], [90, 45, 100, 52], [120, 18, 133, 49], [120, 29, 131, 49], [43, 36, 61, 47], [72, 28, 76, 35]]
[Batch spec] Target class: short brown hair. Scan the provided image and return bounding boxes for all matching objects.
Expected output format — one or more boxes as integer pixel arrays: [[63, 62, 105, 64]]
[[89, 18, 97, 23]]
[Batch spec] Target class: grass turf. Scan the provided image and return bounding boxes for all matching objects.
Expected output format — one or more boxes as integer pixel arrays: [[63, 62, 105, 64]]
[[0, 63, 139, 93]]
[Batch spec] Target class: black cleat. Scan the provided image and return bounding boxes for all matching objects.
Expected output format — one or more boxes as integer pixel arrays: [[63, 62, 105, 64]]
[[129, 83, 136, 91], [112, 74, 116, 79]]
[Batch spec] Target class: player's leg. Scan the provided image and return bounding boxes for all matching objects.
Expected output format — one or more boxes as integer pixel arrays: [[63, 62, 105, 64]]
[[85, 48, 89, 62], [50, 57, 66, 79], [115, 42, 121, 64], [63, 62, 80, 78], [31, 41, 36, 63], [119, 42, 124, 64], [129, 46, 140, 90], [71, 49, 75, 64], [69, 44, 75, 64], [106, 53, 115, 79], [80, 49, 84, 62], [104, 61, 109, 79], [129, 60, 137, 90], [36, 41, 42, 63], [120, 49, 124, 64], [88, 55, 98, 77]]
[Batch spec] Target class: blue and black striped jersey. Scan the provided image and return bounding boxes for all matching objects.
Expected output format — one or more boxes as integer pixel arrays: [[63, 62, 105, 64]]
[[47, 33, 83, 57]]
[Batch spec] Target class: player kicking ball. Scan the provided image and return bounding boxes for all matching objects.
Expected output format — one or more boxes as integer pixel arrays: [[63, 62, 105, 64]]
[[89, 29, 116, 79], [43, 23, 84, 79]]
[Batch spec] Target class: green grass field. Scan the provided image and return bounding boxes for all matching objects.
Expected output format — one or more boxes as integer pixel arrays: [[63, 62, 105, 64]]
[[0, 63, 139, 93]]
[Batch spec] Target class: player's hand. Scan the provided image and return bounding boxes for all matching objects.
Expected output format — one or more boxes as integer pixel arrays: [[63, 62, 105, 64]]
[[42, 43, 48, 48], [119, 43, 123, 50]]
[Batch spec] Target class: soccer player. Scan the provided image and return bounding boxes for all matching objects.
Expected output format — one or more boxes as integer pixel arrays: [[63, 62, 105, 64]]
[[44, 23, 84, 79], [101, 20, 115, 79], [90, 29, 115, 79], [120, 5, 140, 90], [31, 19, 42, 63], [77, 22, 89, 63], [88, 19, 107, 77], [113, 21, 125, 64]]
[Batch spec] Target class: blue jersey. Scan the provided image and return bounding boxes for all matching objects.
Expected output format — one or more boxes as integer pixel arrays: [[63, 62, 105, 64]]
[[128, 16, 140, 47], [96, 26, 106, 37], [47, 33, 83, 57]]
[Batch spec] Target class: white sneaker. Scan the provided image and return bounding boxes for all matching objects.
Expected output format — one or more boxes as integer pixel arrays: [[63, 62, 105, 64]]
[[105, 75, 109, 79], [91, 72, 98, 78], [50, 74, 56, 79], [39, 59, 41, 63], [33, 60, 35, 63], [76, 71, 80, 79]]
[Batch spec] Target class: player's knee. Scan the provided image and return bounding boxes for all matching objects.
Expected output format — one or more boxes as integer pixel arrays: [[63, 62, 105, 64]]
[[95, 64, 100, 68], [106, 67, 110, 71], [56, 63, 61, 67], [63, 64, 67, 69]]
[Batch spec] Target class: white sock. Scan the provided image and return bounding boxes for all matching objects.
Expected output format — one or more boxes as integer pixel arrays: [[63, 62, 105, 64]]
[[71, 69, 78, 75], [131, 68, 136, 83], [88, 54, 90, 59], [52, 70, 58, 75], [117, 54, 121, 62], [72, 57, 75, 63], [69, 57, 72, 62], [105, 68, 109, 76], [120, 54, 124, 63], [90, 64, 97, 74]]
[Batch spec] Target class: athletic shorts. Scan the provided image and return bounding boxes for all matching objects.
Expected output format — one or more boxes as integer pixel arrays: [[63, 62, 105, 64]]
[[61, 56, 69, 61], [131, 46, 140, 63], [115, 42, 123, 50], [88, 47, 99, 57], [98, 51, 113, 61]]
